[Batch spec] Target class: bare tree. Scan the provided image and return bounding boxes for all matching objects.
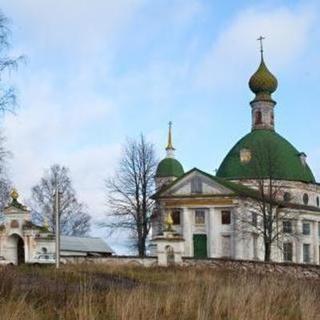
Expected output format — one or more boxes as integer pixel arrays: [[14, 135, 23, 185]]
[[0, 10, 24, 113], [236, 139, 298, 262], [104, 135, 157, 257], [31, 164, 91, 236], [0, 132, 11, 214]]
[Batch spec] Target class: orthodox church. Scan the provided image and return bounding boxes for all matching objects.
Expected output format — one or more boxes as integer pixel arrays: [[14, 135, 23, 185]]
[[0, 190, 113, 265], [151, 43, 320, 264]]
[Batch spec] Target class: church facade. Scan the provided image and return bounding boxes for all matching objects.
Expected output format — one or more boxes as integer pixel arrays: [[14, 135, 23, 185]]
[[151, 48, 320, 264]]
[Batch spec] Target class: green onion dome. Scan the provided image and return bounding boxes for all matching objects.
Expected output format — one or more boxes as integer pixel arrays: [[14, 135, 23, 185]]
[[156, 158, 184, 178], [249, 58, 278, 102], [216, 130, 315, 183]]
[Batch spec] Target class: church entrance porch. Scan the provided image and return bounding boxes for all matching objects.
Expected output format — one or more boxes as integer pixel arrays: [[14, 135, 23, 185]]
[[7, 234, 25, 265], [193, 234, 207, 258]]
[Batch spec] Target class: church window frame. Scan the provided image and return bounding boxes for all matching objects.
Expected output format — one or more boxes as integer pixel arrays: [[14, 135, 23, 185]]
[[303, 193, 309, 205], [10, 220, 19, 228], [303, 243, 311, 263], [283, 220, 292, 234], [194, 209, 205, 225], [302, 222, 311, 236], [252, 212, 257, 227], [255, 110, 262, 125], [283, 242, 293, 262], [283, 192, 291, 203], [171, 209, 181, 225], [221, 210, 231, 225]]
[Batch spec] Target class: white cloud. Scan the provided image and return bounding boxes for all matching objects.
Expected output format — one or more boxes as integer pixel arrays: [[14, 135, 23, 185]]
[[196, 6, 316, 90], [2, 72, 120, 218], [3, 0, 145, 56]]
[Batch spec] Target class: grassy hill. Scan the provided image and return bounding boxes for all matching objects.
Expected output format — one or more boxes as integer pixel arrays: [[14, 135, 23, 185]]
[[0, 264, 319, 319]]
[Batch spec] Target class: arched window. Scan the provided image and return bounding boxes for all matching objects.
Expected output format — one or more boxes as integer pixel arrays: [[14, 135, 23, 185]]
[[255, 111, 262, 125], [303, 193, 309, 205], [283, 192, 291, 203], [317, 196, 320, 207], [10, 220, 19, 228]]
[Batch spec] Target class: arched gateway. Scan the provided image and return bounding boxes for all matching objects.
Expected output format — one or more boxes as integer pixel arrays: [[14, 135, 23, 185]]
[[7, 234, 25, 265]]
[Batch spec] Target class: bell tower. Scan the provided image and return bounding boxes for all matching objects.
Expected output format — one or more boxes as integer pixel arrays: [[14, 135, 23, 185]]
[[249, 36, 278, 131]]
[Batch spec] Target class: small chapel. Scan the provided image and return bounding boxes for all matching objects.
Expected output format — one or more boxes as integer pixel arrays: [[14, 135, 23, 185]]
[[151, 42, 320, 264], [0, 189, 113, 265]]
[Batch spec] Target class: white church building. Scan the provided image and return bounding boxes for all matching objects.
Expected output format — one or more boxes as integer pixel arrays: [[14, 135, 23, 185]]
[[151, 47, 320, 264], [0, 189, 113, 265]]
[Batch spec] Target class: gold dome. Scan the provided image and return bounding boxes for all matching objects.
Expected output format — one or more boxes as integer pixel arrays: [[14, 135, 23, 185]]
[[249, 58, 278, 101], [10, 188, 19, 200]]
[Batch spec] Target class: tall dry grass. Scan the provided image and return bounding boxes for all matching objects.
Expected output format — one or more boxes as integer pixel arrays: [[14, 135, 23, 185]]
[[0, 264, 319, 320]]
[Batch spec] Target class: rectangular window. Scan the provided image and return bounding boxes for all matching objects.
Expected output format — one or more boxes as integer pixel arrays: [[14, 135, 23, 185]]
[[252, 212, 257, 227], [318, 222, 320, 237], [191, 177, 202, 194], [303, 222, 311, 235], [283, 221, 292, 234], [283, 242, 293, 262], [221, 211, 231, 225], [195, 209, 205, 225], [171, 210, 181, 225], [303, 244, 311, 263]]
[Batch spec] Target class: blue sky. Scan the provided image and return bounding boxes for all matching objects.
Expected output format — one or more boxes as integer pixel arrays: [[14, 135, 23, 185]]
[[1, 0, 320, 253]]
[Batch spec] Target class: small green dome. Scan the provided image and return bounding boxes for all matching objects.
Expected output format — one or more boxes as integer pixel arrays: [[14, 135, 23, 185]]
[[156, 158, 184, 178], [216, 130, 315, 183], [249, 59, 278, 100]]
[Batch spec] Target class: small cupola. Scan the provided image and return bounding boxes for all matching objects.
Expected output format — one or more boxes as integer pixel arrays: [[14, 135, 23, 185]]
[[155, 122, 184, 188], [249, 36, 278, 131], [7, 188, 28, 211]]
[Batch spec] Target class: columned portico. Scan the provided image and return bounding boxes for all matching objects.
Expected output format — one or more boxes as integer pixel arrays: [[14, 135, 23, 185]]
[[208, 208, 215, 257], [313, 222, 319, 264], [182, 207, 192, 256]]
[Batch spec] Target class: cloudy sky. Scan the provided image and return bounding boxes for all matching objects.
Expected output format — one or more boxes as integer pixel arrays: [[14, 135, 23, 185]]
[[1, 0, 320, 253]]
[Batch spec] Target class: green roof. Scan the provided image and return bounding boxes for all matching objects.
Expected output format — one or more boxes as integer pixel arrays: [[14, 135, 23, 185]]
[[156, 157, 184, 178], [217, 130, 315, 183]]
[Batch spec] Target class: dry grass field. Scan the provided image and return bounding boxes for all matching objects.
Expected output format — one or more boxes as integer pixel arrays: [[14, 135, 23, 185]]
[[0, 263, 319, 320]]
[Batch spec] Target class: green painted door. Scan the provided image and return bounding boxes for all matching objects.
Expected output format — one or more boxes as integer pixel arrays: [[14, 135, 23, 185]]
[[193, 234, 207, 258]]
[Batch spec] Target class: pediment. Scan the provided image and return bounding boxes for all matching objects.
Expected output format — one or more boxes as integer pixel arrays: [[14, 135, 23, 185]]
[[159, 169, 234, 197]]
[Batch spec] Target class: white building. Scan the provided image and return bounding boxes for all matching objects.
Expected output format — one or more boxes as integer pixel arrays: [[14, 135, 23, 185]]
[[151, 49, 320, 264], [0, 189, 113, 265]]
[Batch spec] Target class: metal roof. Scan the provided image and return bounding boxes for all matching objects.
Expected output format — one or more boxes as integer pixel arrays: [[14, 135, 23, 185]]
[[60, 236, 113, 254]]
